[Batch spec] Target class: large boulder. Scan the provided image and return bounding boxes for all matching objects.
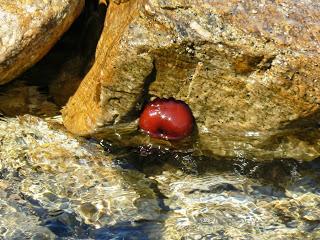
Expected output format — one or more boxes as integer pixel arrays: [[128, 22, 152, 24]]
[[62, 0, 320, 161], [0, 0, 84, 85]]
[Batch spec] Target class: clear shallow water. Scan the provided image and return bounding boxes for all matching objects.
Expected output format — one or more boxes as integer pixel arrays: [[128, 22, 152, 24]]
[[0, 77, 319, 239], [107, 144, 320, 239], [0, 115, 320, 240]]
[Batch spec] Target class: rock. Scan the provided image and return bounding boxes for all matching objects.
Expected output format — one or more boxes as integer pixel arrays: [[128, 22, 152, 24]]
[[0, 0, 85, 85], [273, 193, 320, 222], [0, 180, 56, 240], [0, 81, 59, 117], [0, 70, 319, 238], [150, 165, 320, 239], [0, 115, 161, 236], [62, 0, 320, 161]]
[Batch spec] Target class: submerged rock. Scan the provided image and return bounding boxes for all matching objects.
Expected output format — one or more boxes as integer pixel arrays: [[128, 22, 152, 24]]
[[0, 179, 56, 239], [151, 165, 320, 239], [0, 78, 319, 238], [0, 115, 161, 237], [0, 0, 84, 85], [62, 0, 320, 161]]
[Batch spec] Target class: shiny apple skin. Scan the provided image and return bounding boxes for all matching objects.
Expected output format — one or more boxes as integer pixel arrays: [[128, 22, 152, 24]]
[[139, 98, 194, 140]]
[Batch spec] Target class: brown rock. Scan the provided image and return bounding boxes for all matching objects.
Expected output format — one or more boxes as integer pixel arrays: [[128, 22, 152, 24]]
[[62, 0, 320, 161], [0, 0, 84, 85], [0, 81, 59, 117]]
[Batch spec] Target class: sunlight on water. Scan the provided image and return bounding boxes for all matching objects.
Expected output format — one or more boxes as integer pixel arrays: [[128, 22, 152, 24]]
[[0, 115, 319, 239], [0, 82, 319, 239]]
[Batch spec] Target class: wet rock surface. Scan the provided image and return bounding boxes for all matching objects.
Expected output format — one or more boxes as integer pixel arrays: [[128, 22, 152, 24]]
[[0, 1, 319, 239], [0, 109, 319, 239], [153, 165, 320, 239], [0, 115, 162, 239], [0, 81, 319, 238], [0, 0, 84, 85], [62, 0, 320, 161]]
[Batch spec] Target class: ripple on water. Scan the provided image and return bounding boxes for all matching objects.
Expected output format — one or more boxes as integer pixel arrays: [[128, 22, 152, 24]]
[[0, 115, 320, 239]]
